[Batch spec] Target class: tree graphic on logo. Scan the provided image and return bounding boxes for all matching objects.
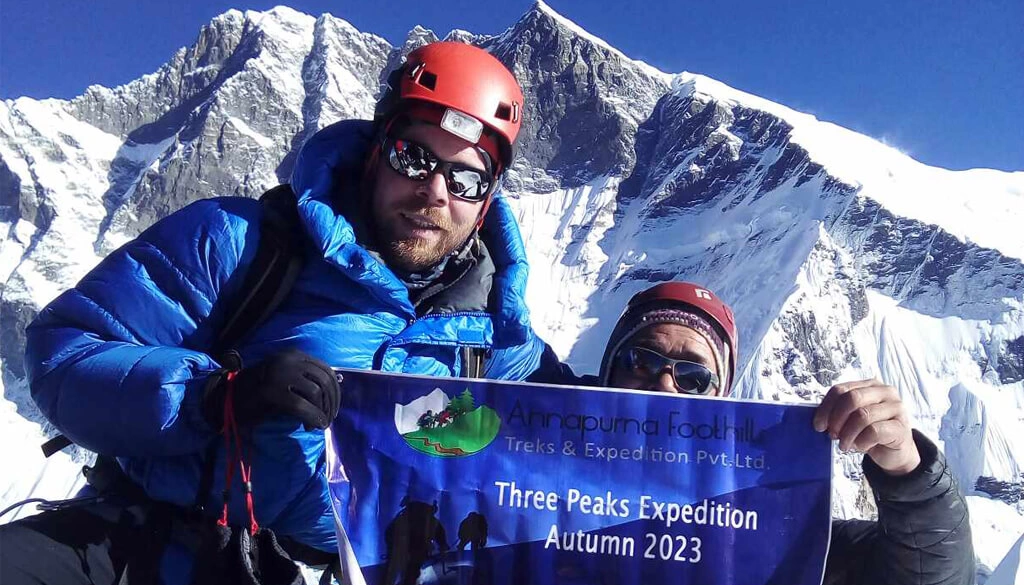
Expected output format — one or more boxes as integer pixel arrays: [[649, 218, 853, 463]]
[[395, 388, 500, 457]]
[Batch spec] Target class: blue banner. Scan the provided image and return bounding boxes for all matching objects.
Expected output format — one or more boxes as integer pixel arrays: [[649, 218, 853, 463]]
[[327, 370, 832, 585]]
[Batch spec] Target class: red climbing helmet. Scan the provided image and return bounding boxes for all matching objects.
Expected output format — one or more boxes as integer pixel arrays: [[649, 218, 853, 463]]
[[626, 282, 739, 357], [605, 282, 740, 394], [374, 41, 524, 174]]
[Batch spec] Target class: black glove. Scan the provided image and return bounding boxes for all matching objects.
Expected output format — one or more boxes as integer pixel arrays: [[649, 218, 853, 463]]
[[203, 349, 340, 431]]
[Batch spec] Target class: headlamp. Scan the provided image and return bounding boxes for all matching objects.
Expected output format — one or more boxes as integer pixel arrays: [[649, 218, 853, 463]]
[[440, 108, 484, 144]]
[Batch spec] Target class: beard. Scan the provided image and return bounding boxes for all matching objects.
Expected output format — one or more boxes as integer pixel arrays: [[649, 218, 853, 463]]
[[377, 203, 476, 273]]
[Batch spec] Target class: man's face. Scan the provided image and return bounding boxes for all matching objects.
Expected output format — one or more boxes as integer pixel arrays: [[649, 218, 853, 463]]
[[608, 323, 722, 395], [370, 123, 489, 272]]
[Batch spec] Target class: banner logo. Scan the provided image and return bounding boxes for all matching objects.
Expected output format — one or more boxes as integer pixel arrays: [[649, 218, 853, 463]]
[[395, 388, 501, 457]]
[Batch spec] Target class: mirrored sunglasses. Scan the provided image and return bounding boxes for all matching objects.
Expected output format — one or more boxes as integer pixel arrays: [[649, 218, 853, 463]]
[[385, 137, 493, 202]]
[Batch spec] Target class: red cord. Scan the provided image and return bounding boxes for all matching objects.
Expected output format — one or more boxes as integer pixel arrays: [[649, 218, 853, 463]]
[[217, 371, 259, 534]]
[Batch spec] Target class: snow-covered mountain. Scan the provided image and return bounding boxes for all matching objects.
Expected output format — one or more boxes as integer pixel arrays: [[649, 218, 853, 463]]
[[2, 2, 1022, 580]]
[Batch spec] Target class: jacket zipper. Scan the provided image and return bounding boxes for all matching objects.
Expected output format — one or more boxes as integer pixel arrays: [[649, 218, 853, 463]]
[[374, 311, 492, 370]]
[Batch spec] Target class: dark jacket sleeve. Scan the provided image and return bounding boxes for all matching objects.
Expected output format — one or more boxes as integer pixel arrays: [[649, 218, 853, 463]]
[[824, 430, 975, 585], [525, 342, 598, 386]]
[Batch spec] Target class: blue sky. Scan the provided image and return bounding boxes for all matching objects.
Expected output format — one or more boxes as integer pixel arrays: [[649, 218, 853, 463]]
[[2, 0, 1021, 171]]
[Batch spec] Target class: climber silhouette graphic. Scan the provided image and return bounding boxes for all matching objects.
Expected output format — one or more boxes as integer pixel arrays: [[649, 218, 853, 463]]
[[381, 498, 449, 585], [456, 512, 489, 551]]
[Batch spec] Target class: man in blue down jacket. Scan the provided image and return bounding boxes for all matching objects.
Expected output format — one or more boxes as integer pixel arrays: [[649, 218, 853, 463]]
[[1, 42, 542, 584]]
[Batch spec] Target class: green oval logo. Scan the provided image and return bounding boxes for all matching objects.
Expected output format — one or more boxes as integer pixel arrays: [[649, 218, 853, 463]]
[[395, 388, 500, 457]]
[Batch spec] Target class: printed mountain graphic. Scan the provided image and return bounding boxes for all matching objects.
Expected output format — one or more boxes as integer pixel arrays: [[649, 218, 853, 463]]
[[395, 388, 501, 457]]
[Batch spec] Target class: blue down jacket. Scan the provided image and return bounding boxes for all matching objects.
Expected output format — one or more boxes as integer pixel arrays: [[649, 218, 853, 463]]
[[24, 120, 544, 571]]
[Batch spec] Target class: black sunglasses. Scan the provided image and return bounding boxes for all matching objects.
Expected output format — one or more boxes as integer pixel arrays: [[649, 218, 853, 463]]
[[384, 136, 494, 202], [615, 346, 719, 395]]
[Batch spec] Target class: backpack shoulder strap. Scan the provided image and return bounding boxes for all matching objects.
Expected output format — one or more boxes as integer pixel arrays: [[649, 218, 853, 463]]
[[211, 184, 306, 356], [195, 185, 305, 509]]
